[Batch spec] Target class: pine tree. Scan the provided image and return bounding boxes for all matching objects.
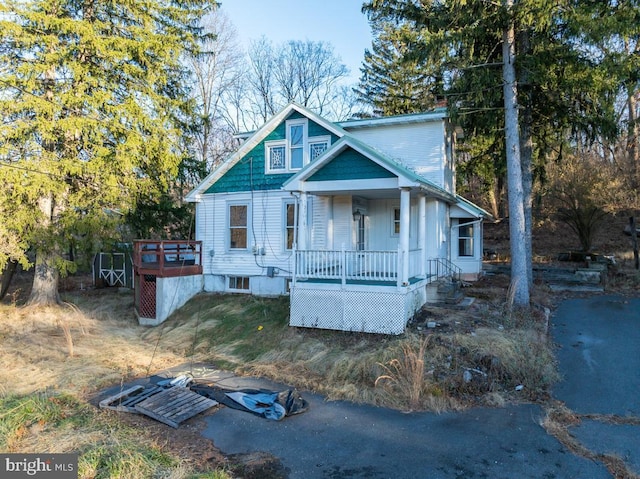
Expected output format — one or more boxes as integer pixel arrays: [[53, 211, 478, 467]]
[[355, 21, 441, 116], [0, 0, 214, 304]]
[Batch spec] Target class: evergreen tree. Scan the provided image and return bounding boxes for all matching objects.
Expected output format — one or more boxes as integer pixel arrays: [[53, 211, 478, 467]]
[[0, 0, 214, 304], [356, 21, 441, 116]]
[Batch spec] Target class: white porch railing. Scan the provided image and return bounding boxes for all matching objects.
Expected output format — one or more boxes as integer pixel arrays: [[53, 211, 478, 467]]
[[293, 249, 461, 286], [294, 249, 398, 283]]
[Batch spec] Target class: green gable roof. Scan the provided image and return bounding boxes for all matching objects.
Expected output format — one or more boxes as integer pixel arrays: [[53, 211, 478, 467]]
[[205, 112, 339, 194], [308, 147, 397, 182]]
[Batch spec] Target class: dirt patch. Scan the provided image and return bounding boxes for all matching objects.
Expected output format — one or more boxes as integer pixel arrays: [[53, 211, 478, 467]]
[[112, 411, 228, 472]]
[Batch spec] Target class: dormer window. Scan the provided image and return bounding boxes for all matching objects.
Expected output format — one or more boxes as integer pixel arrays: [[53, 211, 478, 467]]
[[289, 122, 304, 169], [265, 118, 330, 173]]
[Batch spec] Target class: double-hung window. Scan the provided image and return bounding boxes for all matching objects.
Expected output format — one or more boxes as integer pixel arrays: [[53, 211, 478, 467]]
[[284, 202, 296, 251], [458, 219, 475, 257], [392, 208, 401, 236], [289, 122, 304, 169], [229, 204, 248, 250]]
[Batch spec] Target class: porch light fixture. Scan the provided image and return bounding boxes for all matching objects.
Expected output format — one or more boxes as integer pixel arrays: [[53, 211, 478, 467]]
[[353, 210, 362, 222]]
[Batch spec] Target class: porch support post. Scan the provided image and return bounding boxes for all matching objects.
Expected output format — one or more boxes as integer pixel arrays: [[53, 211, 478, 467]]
[[298, 192, 308, 250], [400, 187, 411, 286], [327, 196, 334, 249], [418, 193, 427, 278]]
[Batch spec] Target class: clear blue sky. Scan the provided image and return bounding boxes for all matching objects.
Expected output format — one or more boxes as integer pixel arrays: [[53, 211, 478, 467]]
[[219, 0, 372, 84]]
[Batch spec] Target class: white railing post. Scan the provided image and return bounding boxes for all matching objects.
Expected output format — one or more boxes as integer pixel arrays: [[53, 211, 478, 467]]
[[397, 246, 402, 288], [341, 246, 346, 286]]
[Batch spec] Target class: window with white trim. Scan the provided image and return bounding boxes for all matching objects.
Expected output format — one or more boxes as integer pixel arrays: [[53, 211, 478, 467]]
[[284, 202, 296, 250], [309, 137, 330, 161], [228, 276, 250, 290], [228, 204, 248, 250], [289, 122, 304, 169], [458, 219, 475, 257], [266, 141, 286, 171], [392, 208, 401, 236]]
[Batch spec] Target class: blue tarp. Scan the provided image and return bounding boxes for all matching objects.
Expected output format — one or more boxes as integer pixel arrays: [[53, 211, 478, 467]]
[[190, 385, 309, 421]]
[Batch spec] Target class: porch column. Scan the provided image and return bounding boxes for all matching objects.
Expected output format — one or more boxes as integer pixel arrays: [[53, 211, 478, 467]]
[[400, 187, 411, 286], [298, 192, 308, 250], [418, 193, 427, 278], [327, 196, 334, 249]]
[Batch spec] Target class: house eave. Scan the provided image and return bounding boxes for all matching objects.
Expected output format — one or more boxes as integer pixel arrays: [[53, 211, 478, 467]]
[[339, 108, 447, 130]]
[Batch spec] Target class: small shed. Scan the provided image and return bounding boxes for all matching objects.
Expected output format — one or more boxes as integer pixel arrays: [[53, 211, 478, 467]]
[[93, 247, 134, 289]]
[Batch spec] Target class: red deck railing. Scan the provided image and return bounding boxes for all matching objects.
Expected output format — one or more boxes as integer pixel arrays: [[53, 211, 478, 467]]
[[133, 240, 203, 278]]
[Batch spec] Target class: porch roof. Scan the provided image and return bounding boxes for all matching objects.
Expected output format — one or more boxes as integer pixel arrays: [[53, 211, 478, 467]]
[[452, 194, 493, 220], [282, 135, 456, 202]]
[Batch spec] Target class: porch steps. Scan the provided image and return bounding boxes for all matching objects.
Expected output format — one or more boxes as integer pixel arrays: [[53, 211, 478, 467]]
[[426, 279, 465, 305]]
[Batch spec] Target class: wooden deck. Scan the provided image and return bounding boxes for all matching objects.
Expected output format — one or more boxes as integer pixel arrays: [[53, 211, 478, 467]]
[[133, 240, 203, 277]]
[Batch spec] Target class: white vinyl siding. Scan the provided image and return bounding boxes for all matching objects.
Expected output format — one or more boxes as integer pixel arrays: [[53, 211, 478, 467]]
[[310, 196, 329, 249], [331, 196, 352, 250], [196, 192, 299, 287], [345, 122, 448, 191]]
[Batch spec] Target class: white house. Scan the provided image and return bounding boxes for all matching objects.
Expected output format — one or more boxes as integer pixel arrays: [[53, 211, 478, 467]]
[[184, 103, 490, 334]]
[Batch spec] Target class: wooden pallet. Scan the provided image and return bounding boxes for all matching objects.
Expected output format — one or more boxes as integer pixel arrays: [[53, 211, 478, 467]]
[[134, 386, 218, 428], [99, 384, 166, 413]]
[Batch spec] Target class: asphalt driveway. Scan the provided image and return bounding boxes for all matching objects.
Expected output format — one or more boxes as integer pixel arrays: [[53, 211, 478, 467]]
[[551, 295, 640, 477], [200, 295, 640, 478]]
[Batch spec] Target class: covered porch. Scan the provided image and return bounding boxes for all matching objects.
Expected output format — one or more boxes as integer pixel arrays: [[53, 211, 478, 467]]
[[287, 189, 461, 335], [290, 248, 461, 335], [282, 136, 467, 334]]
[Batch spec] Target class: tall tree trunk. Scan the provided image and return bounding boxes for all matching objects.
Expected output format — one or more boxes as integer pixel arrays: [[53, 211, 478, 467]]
[[519, 29, 534, 288], [27, 195, 61, 306], [27, 251, 61, 305], [0, 260, 18, 301], [502, 0, 530, 307]]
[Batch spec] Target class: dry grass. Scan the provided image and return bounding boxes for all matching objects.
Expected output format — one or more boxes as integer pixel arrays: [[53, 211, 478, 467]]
[[374, 335, 454, 412], [0, 290, 185, 398], [0, 285, 232, 478]]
